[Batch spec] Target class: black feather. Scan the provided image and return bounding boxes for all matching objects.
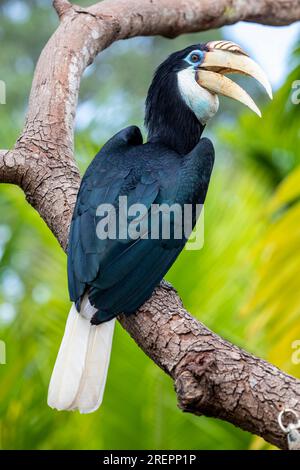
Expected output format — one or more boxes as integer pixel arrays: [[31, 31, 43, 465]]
[[68, 46, 215, 323], [145, 44, 208, 154]]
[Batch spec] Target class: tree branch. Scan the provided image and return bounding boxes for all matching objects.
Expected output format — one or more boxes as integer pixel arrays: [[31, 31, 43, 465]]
[[0, 149, 25, 185], [1, 0, 300, 449], [121, 281, 300, 450], [53, 0, 72, 19], [90, 0, 300, 35]]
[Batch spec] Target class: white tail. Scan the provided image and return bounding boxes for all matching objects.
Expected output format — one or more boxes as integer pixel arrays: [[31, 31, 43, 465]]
[[47, 295, 115, 413]]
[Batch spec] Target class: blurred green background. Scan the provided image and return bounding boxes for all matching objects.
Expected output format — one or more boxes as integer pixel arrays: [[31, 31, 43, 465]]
[[0, 0, 299, 450]]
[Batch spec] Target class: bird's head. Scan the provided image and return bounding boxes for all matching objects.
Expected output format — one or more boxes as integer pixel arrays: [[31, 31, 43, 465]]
[[145, 41, 272, 154]]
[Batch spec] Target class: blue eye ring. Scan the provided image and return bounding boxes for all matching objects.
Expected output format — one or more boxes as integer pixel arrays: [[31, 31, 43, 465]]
[[190, 52, 201, 63], [185, 50, 204, 66]]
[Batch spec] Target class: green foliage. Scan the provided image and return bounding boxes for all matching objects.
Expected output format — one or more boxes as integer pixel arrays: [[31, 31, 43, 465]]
[[218, 44, 300, 185], [219, 41, 300, 381], [242, 166, 300, 379], [0, 182, 254, 450]]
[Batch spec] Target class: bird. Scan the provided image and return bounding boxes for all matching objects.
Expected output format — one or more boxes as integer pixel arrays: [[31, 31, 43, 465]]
[[48, 40, 272, 413]]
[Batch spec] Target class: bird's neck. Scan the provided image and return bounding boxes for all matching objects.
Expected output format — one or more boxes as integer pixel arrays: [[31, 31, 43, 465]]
[[145, 71, 205, 155]]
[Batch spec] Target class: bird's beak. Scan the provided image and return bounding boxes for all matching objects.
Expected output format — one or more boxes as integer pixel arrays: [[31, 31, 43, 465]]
[[197, 40, 273, 117]]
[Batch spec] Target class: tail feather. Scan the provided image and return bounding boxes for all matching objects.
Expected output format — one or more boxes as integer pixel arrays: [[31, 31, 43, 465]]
[[70, 318, 115, 413], [47, 296, 115, 413]]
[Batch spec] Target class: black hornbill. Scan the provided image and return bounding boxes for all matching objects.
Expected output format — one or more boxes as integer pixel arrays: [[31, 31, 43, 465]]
[[48, 41, 272, 413]]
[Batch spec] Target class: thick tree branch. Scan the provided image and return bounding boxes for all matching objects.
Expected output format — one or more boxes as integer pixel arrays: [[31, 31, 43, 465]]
[[121, 281, 300, 449], [1, 0, 300, 449], [0, 150, 25, 185], [53, 0, 72, 18], [121, 281, 300, 450], [90, 0, 300, 34]]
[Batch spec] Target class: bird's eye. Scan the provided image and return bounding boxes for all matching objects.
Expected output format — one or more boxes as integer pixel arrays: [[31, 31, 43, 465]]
[[184, 50, 203, 66], [190, 53, 200, 63]]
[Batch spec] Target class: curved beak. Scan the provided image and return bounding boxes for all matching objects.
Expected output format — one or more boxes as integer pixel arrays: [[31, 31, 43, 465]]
[[197, 40, 273, 117]]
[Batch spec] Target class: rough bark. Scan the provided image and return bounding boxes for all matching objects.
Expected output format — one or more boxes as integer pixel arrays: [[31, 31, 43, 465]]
[[121, 281, 300, 450], [1, 0, 300, 449]]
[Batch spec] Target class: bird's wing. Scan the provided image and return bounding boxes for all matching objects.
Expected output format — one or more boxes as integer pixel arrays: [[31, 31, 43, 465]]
[[68, 126, 144, 299], [68, 126, 161, 294], [87, 137, 215, 318], [68, 132, 214, 320]]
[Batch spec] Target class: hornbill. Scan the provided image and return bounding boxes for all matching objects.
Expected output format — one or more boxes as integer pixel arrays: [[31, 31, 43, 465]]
[[48, 41, 272, 413]]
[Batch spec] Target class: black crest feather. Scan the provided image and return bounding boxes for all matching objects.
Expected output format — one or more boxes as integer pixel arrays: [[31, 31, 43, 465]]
[[145, 44, 208, 154]]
